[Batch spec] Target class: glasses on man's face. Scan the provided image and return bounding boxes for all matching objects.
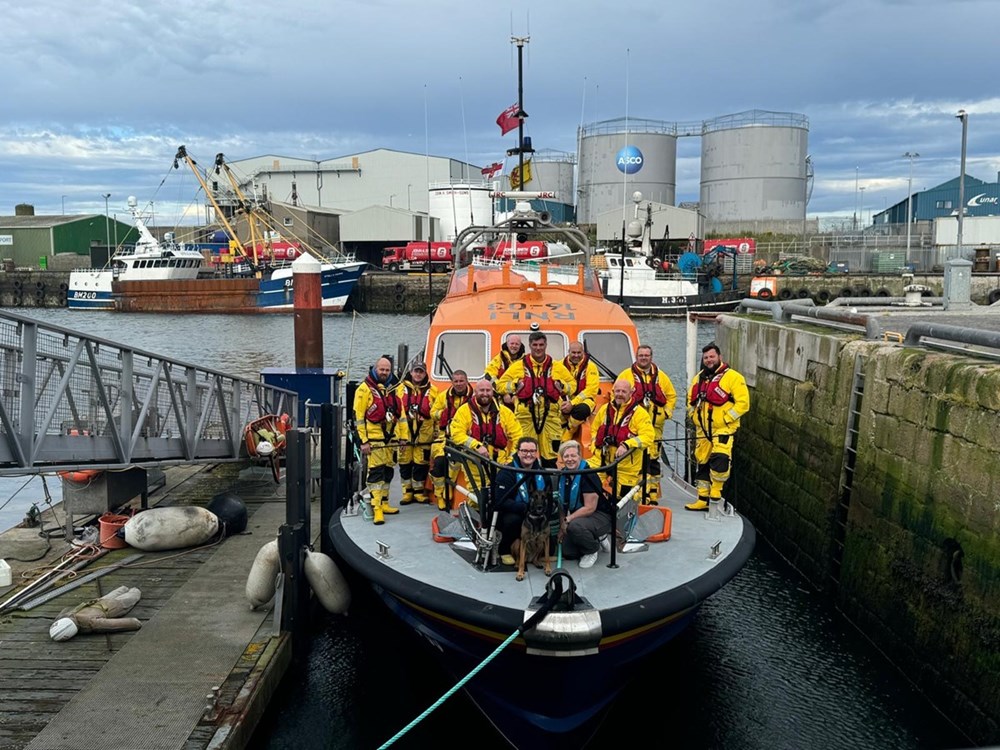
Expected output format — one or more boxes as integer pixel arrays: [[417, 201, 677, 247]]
[[518, 448, 537, 454]]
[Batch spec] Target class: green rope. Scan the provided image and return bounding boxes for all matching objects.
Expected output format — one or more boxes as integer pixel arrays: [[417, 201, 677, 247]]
[[377, 628, 521, 748]]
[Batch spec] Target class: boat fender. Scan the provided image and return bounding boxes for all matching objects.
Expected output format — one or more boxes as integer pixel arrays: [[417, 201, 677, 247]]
[[246, 539, 280, 609], [122, 506, 220, 551], [206, 492, 248, 536], [304, 549, 351, 614]]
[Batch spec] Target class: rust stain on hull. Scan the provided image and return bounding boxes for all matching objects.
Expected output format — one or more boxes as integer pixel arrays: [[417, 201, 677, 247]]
[[113, 279, 262, 313]]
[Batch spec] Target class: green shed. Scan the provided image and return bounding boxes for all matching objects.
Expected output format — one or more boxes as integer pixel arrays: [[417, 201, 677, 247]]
[[0, 210, 135, 269]]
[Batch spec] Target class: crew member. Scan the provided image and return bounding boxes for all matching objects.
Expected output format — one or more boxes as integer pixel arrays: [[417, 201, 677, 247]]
[[429, 369, 472, 510], [618, 344, 676, 504], [686, 342, 750, 512], [395, 360, 438, 505], [498, 331, 575, 465], [589, 379, 654, 499], [354, 356, 401, 525], [560, 341, 600, 442], [556, 440, 611, 569], [486, 333, 526, 408]]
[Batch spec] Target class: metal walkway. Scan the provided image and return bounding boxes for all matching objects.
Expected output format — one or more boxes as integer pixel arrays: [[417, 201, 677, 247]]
[[0, 311, 296, 475]]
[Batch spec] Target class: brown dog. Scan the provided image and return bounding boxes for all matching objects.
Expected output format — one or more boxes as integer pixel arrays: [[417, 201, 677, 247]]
[[511, 487, 565, 581]]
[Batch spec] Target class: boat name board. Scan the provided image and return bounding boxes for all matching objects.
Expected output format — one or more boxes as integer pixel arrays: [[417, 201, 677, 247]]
[[72, 291, 99, 300], [488, 301, 576, 321]]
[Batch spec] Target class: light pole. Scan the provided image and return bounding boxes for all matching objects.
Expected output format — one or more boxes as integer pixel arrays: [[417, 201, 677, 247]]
[[389, 194, 397, 208], [854, 166, 859, 232], [61, 195, 67, 214], [102, 194, 111, 254], [407, 184, 412, 211], [956, 109, 969, 255], [859, 186, 866, 245], [903, 152, 919, 266]]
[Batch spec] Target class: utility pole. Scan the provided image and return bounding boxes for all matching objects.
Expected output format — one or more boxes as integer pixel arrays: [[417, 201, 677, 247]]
[[903, 152, 919, 267], [956, 110, 969, 255], [102, 194, 111, 255]]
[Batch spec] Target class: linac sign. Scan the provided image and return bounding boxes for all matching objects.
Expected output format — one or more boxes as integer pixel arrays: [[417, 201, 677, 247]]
[[616, 145, 644, 175]]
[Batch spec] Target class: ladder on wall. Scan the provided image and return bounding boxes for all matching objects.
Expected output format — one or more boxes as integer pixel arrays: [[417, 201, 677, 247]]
[[831, 355, 865, 588]]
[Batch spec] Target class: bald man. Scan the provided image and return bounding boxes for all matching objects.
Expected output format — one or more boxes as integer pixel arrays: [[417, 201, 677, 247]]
[[354, 356, 401, 525], [588, 378, 655, 498]]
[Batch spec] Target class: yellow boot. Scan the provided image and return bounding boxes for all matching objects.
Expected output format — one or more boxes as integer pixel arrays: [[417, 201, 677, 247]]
[[684, 497, 710, 512], [380, 497, 399, 515], [371, 498, 385, 525], [399, 481, 415, 506], [432, 477, 448, 510]]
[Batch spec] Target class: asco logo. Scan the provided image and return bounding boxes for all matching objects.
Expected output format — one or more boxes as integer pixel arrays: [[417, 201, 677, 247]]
[[616, 145, 644, 174]]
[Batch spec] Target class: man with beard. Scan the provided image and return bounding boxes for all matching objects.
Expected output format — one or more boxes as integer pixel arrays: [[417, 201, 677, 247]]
[[618, 344, 676, 504], [395, 361, 438, 505], [686, 342, 750, 512], [498, 331, 574, 466], [429, 369, 473, 510], [588, 379, 654, 500], [354, 356, 401, 525], [559, 341, 600, 441], [450, 379, 521, 506]]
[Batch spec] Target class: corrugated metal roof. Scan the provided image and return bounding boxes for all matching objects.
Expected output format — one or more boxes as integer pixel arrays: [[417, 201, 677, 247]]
[[0, 215, 98, 228]]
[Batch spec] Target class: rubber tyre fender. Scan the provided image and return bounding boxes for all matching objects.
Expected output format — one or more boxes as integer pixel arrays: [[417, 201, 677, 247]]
[[855, 287, 872, 297], [756, 287, 773, 300], [816, 289, 831, 303], [988, 289, 1000, 305], [796, 288, 811, 299], [840, 287, 854, 299], [875, 288, 891, 297], [777, 288, 793, 300], [12, 279, 22, 291], [393, 282, 405, 293], [59, 282, 69, 292], [35, 281, 45, 291]]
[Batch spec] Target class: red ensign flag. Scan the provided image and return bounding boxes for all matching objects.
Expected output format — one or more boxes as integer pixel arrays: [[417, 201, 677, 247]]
[[496, 103, 520, 135]]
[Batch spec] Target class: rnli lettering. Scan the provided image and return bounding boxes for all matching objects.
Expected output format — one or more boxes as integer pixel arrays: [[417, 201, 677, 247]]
[[487, 301, 576, 321]]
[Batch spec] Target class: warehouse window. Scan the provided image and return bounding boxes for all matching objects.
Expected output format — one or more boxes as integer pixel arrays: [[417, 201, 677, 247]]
[[283, 217, 293, 227], [936, 200, 953, 209]]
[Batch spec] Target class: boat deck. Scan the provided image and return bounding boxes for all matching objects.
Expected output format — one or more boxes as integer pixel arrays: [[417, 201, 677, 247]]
[[334, 470, 750, 617]]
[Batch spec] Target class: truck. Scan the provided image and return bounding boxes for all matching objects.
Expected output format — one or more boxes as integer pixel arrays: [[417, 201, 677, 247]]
[[382, 242, 454, 272], [478, 239, 574, 262]]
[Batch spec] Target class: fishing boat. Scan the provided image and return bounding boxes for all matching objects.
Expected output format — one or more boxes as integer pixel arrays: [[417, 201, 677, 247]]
[[67, 196, 206, 310], [328, 191, 755, 746], [596, 203, 747, 317]]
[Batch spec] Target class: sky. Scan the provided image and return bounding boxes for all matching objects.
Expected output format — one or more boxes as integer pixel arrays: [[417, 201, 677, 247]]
[[2, 0, 999, 230]]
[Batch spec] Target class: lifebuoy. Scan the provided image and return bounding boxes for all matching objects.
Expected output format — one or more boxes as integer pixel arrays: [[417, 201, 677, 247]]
[[756, 287, 773, 300], [988, 289, 1000, 305], [816, 289, 831, 302], [58, 468, 102, 483], [777, 288, 793, 300]]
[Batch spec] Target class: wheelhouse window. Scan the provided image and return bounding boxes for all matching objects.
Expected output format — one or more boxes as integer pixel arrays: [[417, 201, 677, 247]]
[[432, 332, 488, 380], [579, 331, 633, 380]]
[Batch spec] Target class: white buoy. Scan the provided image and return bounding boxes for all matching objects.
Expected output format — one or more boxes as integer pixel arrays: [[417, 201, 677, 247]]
[[304, 549, 351, 614], [246, 539, 280, 609], [122, 506, 219, 551]]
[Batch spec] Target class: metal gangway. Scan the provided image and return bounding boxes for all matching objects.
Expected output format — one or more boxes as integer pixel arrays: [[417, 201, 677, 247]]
[[0, 311, 296, 476]]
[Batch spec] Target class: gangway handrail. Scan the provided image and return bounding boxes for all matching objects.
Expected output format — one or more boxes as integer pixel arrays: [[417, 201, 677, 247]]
[[0, 310, 297, 474]]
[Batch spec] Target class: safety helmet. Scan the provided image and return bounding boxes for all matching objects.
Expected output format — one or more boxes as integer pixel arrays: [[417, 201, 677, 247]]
[[50, 617, 79, 641], [256, 440, 274, 457]]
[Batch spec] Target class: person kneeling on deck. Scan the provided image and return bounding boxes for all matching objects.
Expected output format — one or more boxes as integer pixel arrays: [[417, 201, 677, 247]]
[[354, 356, 401, 525], [560, 341, 600, 442], [493, 437, 550, 567], [50, 586, 142, 641], [686, 342, 750, 512], [589, 379, 655, 503], [450, 379, 522, 506], [395, 360, 438, 505], [429, 370, 473, 510], [557, 440, 611, 570]]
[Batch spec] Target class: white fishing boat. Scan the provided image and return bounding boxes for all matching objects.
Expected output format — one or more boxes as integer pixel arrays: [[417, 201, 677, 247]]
[[67, 196, 205, 310]]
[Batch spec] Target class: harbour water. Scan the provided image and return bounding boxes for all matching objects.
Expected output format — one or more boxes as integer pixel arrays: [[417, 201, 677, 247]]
[[0, 309, 969, 749]]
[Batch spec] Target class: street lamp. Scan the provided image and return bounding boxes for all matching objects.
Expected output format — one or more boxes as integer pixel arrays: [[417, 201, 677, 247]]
[[61, 195, 67, 215], [956, 109, 969, 255], [854, 166, 859, 232], [102, 194, 111, 254], [389, 194, 397, 208], [903, 152, 919, 265]]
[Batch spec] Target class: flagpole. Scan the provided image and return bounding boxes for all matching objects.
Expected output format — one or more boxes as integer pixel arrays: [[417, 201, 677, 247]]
[[424, 84, 433, 312], [576, 76, 587, 222]]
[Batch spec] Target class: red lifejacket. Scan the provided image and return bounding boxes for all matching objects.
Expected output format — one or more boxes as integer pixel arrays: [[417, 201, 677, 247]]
[[363, 375, 400, 425], [468, 400, 510, 451], [689, 364, 733, 407], [594, 401, 639, 448], [400, 381, 432, 420], [439, 387, 472, 429], [516, 356, 563, 403], [564, 354, 591, 395], [630, 364, 669, 408], [495, 346, 524, 379]]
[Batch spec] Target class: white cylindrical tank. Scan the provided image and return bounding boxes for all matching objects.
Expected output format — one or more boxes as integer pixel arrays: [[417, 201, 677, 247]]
[[429, 183, 494, 241], [578, 118, 677, 225], [700, 110, 809, 223]]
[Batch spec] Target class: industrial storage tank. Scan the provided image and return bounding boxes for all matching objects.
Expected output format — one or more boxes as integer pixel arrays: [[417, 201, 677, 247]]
[[577, 118, 677, 225], [526, 149, 576, 223], [700, 110, 808, 230], [429, 182, 494, 241]]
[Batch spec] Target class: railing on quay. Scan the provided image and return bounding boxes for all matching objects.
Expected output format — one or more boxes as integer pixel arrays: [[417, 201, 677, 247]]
[[0, 310, 297, 474]]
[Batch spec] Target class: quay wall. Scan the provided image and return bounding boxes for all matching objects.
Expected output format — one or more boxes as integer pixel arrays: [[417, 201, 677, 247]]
[[350, 272, 450, 314], [0, 271, 71, 307], [716, 315, 1000, 744]]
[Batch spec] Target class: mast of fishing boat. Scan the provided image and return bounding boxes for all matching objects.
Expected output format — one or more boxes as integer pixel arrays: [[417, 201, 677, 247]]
[[213, 153, 265, 267], [173, 146, 253, 268]]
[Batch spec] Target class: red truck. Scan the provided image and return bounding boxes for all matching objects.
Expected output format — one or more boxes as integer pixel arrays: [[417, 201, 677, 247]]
[[479, 239, 573, 262], [382, 242, 454, 272]]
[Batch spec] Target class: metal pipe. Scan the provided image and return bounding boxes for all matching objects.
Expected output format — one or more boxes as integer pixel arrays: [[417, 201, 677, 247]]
[[904, 321, 1000, 351]]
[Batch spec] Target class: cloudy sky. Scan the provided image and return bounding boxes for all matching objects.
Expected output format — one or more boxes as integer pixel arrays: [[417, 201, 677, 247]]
[[3, 0, 998, 229]]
